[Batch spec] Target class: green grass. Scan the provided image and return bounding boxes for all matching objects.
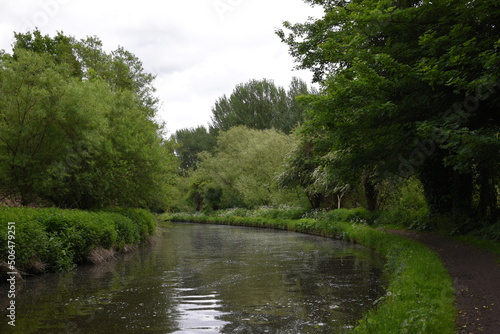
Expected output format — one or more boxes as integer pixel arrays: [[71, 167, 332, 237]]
[[0, 207, 156, 273], [163, 212, 456, 334]]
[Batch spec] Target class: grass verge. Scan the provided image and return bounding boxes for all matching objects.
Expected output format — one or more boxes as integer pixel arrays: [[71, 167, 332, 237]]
[[163, 213, 456, 334], [1, 207, 156, 275]]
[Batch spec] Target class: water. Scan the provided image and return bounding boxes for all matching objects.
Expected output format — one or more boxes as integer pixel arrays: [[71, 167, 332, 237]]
[[0, 223, 385, 333]]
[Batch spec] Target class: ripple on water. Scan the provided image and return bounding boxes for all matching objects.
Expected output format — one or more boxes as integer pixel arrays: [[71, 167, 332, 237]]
[[172, 290, 230, 333]]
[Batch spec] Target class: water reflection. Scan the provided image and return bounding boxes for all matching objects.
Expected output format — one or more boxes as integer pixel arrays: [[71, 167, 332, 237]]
[[173, 289, 229, 333], [0, 223, 385, 333]]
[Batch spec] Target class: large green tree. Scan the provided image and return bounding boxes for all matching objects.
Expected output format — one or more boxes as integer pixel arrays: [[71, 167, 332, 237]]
[[0, 31, 177, 210], [13, 30, 159, 115], [188, 126, 307, 210], [172, 126, 217, 173], [0, 50, 70, 205], [210, 78, 313, 134], [278, 0, 500, 228]]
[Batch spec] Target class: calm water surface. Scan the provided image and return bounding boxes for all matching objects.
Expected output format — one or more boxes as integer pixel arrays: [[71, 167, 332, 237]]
[[0, 223, 385, 333]]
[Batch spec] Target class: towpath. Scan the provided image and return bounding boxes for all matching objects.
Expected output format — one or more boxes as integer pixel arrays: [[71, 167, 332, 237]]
[[385, 230, 500, 334]]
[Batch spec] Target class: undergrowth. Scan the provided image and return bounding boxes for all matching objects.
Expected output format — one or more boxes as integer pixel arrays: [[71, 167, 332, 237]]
[[0, 207, 156, 274]]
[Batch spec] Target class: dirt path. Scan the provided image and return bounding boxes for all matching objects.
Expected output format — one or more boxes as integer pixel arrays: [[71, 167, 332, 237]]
[[385, 230, 500, 334]]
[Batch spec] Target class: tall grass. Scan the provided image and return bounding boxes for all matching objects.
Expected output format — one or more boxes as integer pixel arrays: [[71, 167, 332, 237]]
[[165, 211, 455, 334], [0, 207, 156, 273]]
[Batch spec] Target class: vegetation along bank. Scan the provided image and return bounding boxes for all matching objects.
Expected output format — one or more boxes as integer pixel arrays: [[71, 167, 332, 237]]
[[164, 210, 456, 334], [0, 207, 156, 277]]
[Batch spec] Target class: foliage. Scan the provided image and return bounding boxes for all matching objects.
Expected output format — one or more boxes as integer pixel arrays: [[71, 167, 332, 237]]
[[376, 177, 431, 230], [210, 77, 314, 134], [172, 126, 217, 173], [0, 30, 178, 210], [277, 0, 500, 230], [0, 207, 156, 273], [468, 222, 500, 243], [13, 30, 159, 113], [164, 211, 455, 334], [212, 206, 309, 220], [324, 208, 376, 225], [278, 133, 332, 209], [187, 126, 308, 210], [278, 132, 369, 210], [172, 77, 317, 211]]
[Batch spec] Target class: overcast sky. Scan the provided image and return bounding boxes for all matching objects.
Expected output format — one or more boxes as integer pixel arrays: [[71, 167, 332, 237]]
[[0, 0, 322, 134]]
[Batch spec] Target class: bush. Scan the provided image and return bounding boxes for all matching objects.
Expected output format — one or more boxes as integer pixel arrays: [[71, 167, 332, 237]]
[[472, 222, 500, 242], [0, 207, 157, 274], [376, 178, 430, 229], [248, 206, 308, 220], [215, 208, 249, 217], [107, 213, 141, 248], [44, 233, 75, 271], [108, 208, 157, 242], [210, 206, 309, 220], [324, 208, 376, 224], [36, 210, 119, 262]]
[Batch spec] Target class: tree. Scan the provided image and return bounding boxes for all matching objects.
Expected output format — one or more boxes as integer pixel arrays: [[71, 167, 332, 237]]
[[278, 0, 500, 228], [0, 50, 70, 205], [13, 29, 83, 78], [172, 126, 217, 173], [210, 78, 313, 134], [278, 130, 370, 211], [0, 31, 177, 210], [287, 77, 316, 126], [189, 127, 307, 210], [14, 30, 159, 116], [278, 133, 335, 210]]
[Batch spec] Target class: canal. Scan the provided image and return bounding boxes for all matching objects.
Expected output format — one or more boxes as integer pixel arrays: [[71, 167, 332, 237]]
[[0, 223, 386, 333]]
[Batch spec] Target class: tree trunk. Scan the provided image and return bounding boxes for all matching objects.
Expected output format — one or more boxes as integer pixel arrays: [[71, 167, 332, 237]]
[[477, 167, 499, 226], [419, 154, 453, 219], [363, 177, 378, 212], [307, 193, 324, 210]]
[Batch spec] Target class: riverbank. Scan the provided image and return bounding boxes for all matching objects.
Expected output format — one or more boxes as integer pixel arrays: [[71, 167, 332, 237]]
[[1, 207, 156, 278], [163, 212, 456, 334]]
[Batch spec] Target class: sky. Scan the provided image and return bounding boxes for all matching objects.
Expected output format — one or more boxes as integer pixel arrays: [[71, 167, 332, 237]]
[[0, 0, 322, 134]]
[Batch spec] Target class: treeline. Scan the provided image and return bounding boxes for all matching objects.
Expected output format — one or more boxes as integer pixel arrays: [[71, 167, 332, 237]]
[[171, 78, 317, 211], [173, 0, 500, 234], [0, 30, 178, 211], [171, 78, 428, 219]]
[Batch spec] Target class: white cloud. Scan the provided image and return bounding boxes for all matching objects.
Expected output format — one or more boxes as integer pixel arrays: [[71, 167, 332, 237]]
[[0, 0, 322, 133]]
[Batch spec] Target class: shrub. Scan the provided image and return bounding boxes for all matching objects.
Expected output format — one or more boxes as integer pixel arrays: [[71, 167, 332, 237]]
[[376, 178, 430, 229], [5, 220, 49, 271], [36, 210, 118, 262], [109, 208, 156, 242], [44, 233, 75, 271], [249, 206, 308, 220], [0, 207, 156, 274], [324, 208, 376, 224], [107, 213, 141, 248], [215, 208, 249, 217], [472, 222, 500, 242]]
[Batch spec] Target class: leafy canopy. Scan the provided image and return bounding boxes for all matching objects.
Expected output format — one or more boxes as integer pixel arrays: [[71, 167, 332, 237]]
[[278, 0, 500, 227], [0, 30, 177, 210]]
